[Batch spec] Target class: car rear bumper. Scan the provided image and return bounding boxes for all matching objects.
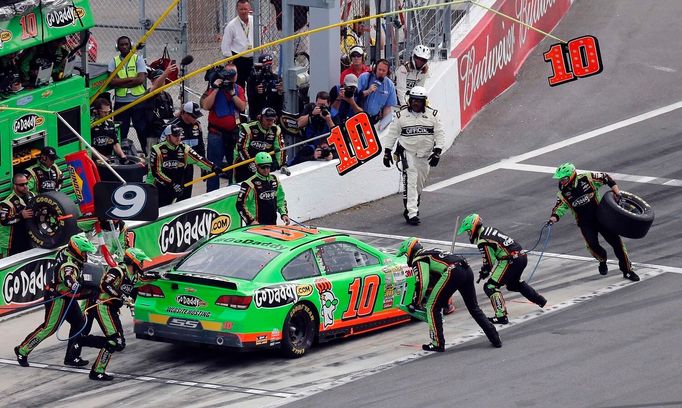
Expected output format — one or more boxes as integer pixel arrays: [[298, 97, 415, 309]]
[[134, 321, 255, 349]]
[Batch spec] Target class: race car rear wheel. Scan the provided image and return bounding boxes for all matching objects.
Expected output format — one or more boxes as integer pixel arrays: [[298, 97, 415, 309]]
[[597, 190, 654, 239], [281, 302, 316, 358]]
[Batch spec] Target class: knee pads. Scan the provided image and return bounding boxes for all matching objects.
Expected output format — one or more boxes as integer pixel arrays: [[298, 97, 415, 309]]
[[106, 334, 125, 352], [483, 280, 499, 298]]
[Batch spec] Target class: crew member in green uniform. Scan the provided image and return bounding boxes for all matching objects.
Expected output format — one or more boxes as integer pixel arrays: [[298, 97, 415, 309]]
[[0, 173, 34, 257], [236, 152, 290, 226], [25, 146, 63, 194]]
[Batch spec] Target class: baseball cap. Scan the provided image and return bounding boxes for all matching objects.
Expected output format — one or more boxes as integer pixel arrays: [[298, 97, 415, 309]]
[[343, 73, 359, 87], [261, 107, 278, 118], [41, 146, 59, 159], [182, 101, 203, 118], [349, 46, 364, 57], [161, 124, 185, 140]]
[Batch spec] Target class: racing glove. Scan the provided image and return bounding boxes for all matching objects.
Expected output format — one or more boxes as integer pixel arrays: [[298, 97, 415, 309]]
[[428, 148, 442, 167], [172, 183, 184, 195], [476, 269, 490, 284], [280, 165, 291, 176], [383, 148, 393, 168], [121, 294, 134, 306]]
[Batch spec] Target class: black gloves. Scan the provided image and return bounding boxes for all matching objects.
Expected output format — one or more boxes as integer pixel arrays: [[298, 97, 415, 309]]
[[476, 269, 490, 283], [383, 148, 393, 168], [428, 148, 442, 167]]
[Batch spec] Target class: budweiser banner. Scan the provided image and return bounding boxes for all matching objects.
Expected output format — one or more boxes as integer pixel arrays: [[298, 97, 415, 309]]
[[452, 0, 572, 127]]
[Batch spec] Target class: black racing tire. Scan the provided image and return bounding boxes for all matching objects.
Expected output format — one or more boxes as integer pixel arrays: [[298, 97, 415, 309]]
[[97, 155, 148, 183], [281, 302, 316, 358], [597, 190, 654, 239], [28, 191, 80, 249]]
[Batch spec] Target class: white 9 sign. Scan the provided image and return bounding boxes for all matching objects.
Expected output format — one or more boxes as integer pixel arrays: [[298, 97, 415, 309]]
[[107, 184, 147, 219]]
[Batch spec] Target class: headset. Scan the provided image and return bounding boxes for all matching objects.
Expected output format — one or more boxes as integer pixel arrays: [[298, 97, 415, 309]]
[[371, 58, 392, 76]]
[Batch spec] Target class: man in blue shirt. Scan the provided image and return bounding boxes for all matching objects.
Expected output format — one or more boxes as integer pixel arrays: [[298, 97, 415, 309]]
[[357, 59, 397, 127]]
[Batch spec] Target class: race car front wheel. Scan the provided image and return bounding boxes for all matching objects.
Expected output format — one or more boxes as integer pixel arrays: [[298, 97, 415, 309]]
[[281, 302, 316, 358]]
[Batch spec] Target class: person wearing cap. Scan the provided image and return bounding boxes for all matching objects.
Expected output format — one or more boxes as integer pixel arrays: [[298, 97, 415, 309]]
[[330, 73, 363, 126], [395, 44, 431, 105], [25, 146, 63, 195], [234, 107, 286, 183], [91, 98, 127, 163], [15, 233, 97, 368], [147, 125, 221, 206], [247, 53, 284, 121], [547, 163, 639, 282], [340, 45, 370, 85], [0, 173, 35, 258], [383, 86, 444, 225], [201, 62, 247, 192], [236, 152, 289, 226], [167, 102, 206, 201]]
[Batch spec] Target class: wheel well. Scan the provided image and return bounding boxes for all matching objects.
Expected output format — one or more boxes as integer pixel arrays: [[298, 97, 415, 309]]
[[296, 300, 320, 343]]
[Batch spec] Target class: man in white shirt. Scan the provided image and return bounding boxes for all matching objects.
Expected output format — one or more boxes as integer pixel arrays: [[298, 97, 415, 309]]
[[221, 0, 254, 89]]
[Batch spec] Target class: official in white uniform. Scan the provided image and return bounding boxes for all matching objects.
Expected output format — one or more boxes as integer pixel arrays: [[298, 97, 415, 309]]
[[394, 44, 431, 105], [383, 86, 445, 225]]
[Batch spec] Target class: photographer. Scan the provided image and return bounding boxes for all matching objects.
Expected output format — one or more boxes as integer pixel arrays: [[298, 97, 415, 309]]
[[201, 63, 247, 192], [330, 73, 363, 126], [0, 174, 35, 258], [297, 91, 335, 141], [247, 54, 284, 120]]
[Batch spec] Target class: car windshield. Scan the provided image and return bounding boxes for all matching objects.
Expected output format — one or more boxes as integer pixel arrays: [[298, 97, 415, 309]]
[[175, 243, 280, 280]]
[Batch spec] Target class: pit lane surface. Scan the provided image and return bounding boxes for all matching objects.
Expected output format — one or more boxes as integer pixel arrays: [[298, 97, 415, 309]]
[[2, 0, 682, 407]]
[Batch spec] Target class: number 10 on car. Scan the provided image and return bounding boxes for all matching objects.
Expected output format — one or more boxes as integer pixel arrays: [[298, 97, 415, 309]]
[[544, 35, 603, 87]]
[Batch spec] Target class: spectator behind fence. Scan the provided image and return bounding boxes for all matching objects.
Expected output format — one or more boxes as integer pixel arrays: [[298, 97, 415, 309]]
[[395, 44, 431, 105], [339, 46, 370, 85], [234, 107, 286, 183], [247, 54, 284, 120], [330, 73, 363, 125], [221, 0, 254, 89], [297, 91, 335, 144], [167, 102, 206, 202], [109, 36, 149, 153], [357, 59, 397, 128], [201, 63, 247, 192]]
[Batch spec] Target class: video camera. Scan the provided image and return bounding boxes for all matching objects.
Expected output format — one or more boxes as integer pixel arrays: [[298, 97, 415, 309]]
[[205, 66, 237, 91], [252, 63, 280, 93]]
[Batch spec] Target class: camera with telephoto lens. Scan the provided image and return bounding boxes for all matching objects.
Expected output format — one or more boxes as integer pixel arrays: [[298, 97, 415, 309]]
[[344, 86, 356, 98], [319, 106, 329, 117], [318, 146, 332, 159], [255, 66, 279, 93]]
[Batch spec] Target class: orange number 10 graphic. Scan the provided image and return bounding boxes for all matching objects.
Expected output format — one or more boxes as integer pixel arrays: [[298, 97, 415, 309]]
[[544, 35, 603, 87], [326, 112, 382, 175]]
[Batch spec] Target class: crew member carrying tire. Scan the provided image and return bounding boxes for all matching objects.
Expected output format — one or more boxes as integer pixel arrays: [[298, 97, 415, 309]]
[[78, 248, 151, 381], [236, 152, 290, 226], [396, 238, 501, 352], [547, 163, 639, 282], [383, 86, 444, 225], [147, 124, 222, 207], [14, 234, 96, 368], [458, 213, 547, 325]]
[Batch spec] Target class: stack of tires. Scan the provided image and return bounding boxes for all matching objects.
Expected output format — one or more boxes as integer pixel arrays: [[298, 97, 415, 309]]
[[96, 155, 148, 183]]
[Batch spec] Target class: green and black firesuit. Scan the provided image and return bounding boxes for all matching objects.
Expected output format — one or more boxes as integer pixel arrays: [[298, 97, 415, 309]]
[[0, 189, 35, 257], [77, 248, 151, 380], [15, 234, 96, 368], [147, 140, 217, 207], [548, 163, 639, 281], [396, 238, 501, 352], [233, 119, 285, 183], [91, 119, 122, 159], [25, 161, 63, 194], [236, 172, 288, 226], [458, 214, 546, 324]]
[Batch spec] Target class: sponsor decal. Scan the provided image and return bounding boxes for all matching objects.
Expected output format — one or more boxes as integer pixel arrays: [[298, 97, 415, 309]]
[[296, 284, 313, 297], [16, 96, 33, 106], [159, 209, 222, 254], [253, 284, 299, 308], [45, 5, 86, 28], [258, 190, 277, 200], [255, 335, 268, 345], [249, 140, 271, 150], [220, 237, 287, 251], [270, 328, 281, 340], [176, 294, 207, 308], [401, 126, 434, 136], [67, 164, 84, 203], [572, 194, 591, 207], [184, 287, 197, 293], [314, 278, 338, 328], [13, 114, 45, 134], [165, 307, 211, 318], [41, 90, 53, 98], [120, 283, 134, 296], [162, 160, 182, 168], [0, 30, 12, 48], [210, 215, 231, 235], [2, 259, 54, 304]]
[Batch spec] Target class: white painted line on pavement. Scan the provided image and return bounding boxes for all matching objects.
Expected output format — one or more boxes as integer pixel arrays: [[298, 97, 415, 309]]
[[500, 163, 682, 187], [424, 100, 682, 192], [328, 227, 682, 274]]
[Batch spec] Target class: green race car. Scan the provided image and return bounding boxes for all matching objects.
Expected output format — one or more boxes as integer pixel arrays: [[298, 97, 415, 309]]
[[134, 225, 417, 357]]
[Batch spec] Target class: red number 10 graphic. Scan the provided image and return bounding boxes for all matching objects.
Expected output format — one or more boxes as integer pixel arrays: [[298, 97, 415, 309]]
[[326, 112, 382, 176], [544, 35, 603, 87]]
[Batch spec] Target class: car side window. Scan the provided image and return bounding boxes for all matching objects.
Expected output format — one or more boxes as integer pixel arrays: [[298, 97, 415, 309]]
[[318, 242, 379, 274], [281, 249, 321, 280]]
